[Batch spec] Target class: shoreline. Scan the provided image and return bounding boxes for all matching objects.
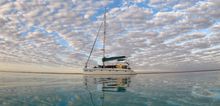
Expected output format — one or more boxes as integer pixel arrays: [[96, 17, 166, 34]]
[[0, 70, 82, 75], [137, 69, 220, 74]]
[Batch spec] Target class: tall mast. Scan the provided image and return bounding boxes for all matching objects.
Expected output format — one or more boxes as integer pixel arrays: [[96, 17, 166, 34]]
[[103, 8, 106, 67]]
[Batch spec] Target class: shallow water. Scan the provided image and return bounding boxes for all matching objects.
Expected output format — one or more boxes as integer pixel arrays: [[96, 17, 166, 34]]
[[0, 71, 220, 106]]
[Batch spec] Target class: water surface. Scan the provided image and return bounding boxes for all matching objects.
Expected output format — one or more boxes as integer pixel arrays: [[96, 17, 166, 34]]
[[0, 71, 220, 106]]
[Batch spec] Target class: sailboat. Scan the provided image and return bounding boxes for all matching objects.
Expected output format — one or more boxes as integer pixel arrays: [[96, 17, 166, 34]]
[[83, 8, 136, 75]]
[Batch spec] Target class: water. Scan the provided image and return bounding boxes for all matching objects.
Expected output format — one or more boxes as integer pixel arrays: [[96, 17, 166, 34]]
[[0, 71, 220, 106]]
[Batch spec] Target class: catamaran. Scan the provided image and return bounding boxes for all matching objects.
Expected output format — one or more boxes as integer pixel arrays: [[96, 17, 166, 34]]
[[83, 8, 136, 75]]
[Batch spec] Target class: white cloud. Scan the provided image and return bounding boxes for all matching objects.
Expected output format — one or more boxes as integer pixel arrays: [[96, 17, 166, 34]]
[[0, 0, 220, 71]]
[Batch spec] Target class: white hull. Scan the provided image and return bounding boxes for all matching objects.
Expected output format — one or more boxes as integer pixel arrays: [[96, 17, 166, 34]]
[[83, 68, 136, 75]]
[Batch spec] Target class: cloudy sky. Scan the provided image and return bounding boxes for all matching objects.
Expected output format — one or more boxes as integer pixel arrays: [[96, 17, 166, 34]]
[[0, 0, 220, 71]]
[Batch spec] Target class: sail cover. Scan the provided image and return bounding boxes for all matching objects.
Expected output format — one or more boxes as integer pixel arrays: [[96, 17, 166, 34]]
[[102, 56, 127, 62]]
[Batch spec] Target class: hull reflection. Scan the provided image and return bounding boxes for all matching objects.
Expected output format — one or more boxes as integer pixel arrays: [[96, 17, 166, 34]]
[[83, 75, 135, 106], [84, 75, 134, 92]]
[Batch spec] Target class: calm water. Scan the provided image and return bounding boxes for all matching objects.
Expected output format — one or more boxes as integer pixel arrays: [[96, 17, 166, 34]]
[[0, 71, 220, 106]]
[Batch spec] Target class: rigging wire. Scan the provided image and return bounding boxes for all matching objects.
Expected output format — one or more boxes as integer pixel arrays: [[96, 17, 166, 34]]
[[84, 77, 96, 106], [85, 22, 103, 68]]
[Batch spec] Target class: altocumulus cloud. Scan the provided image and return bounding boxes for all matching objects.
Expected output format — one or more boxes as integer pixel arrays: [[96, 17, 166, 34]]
[[0, 0, 220, 71]]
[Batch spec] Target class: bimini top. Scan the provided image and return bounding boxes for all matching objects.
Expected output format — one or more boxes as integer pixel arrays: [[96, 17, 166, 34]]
[[102, 56, 126, 62]]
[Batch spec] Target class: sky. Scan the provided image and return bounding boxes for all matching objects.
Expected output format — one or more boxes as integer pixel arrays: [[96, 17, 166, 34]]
[[0, 0, 220, 71]]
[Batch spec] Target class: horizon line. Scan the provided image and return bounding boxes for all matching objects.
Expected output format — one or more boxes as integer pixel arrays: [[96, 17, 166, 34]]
[[0, 69, 220, 75]]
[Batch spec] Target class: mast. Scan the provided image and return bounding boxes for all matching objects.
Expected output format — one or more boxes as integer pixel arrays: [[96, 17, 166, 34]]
[[103, 8, 107, 67], [85, 8, 107, 68]]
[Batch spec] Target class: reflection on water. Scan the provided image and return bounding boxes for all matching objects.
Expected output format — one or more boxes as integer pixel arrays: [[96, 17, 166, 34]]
[[84, 75, 131, 92], [83, 75, 133, 106], [0, 72, 220, 106]]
